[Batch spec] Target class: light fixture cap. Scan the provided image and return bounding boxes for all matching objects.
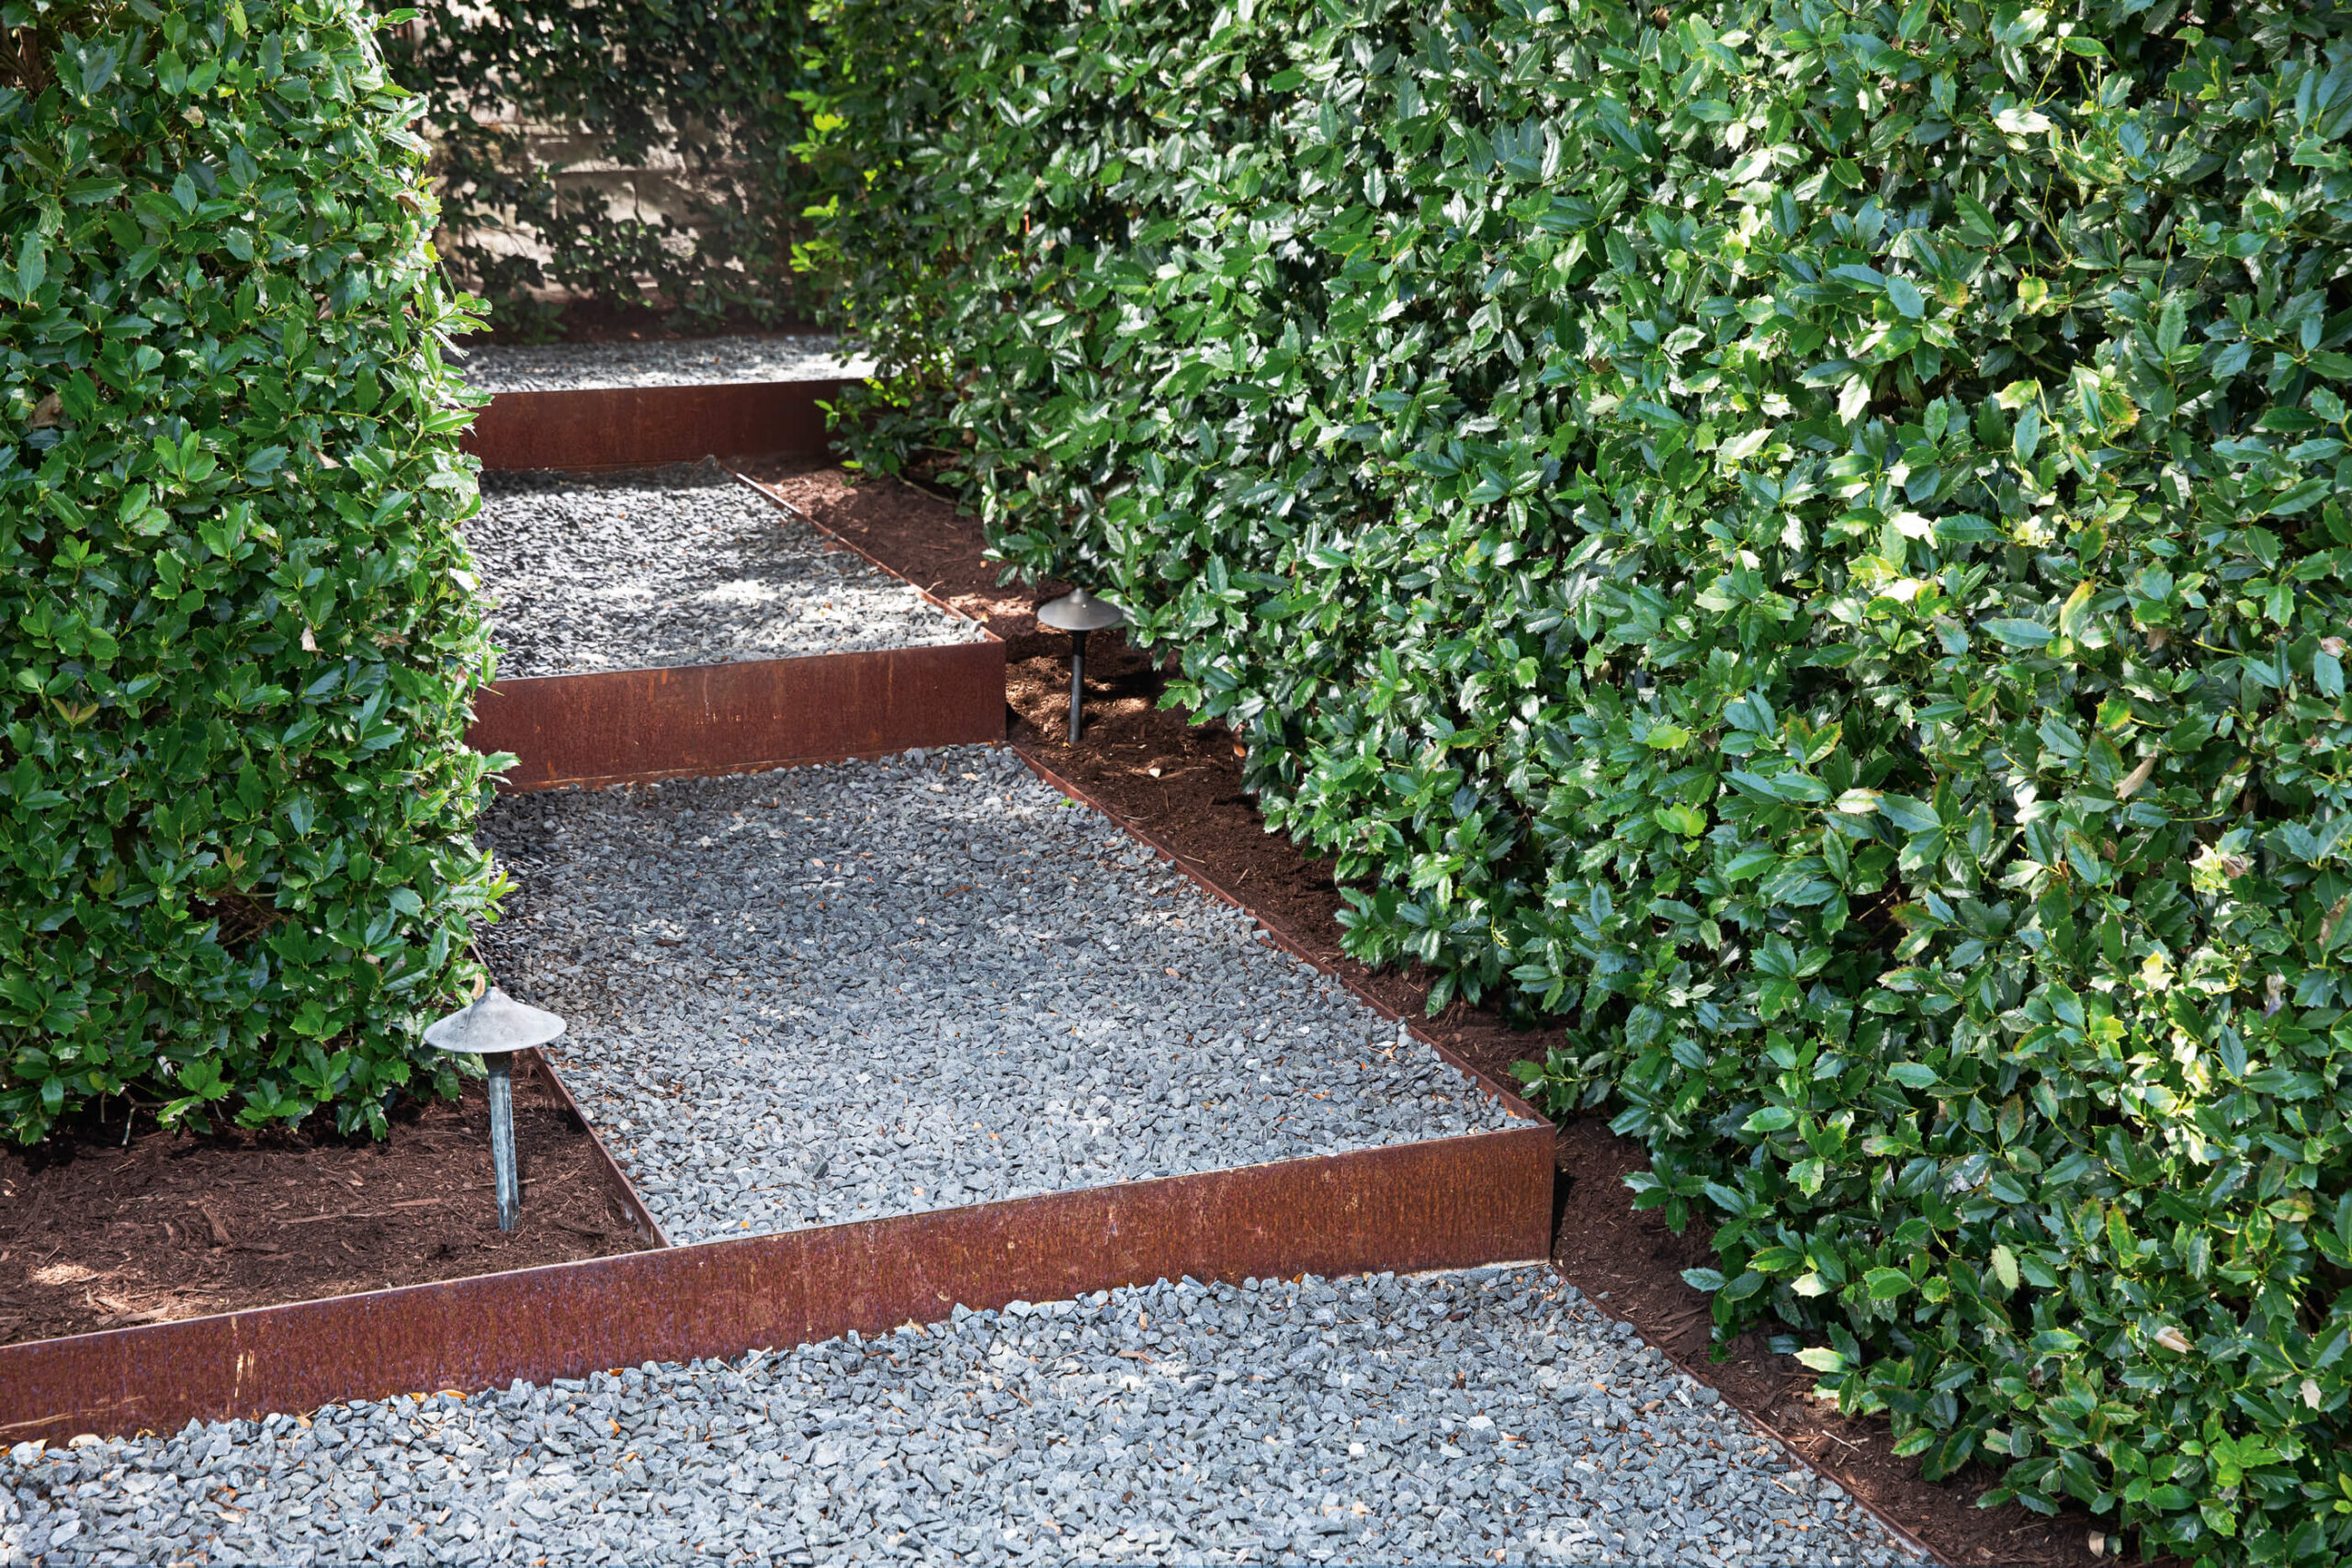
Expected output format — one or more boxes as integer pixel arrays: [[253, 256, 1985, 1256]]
[[1036, 588, 1127, 633], [424, 986, 564, 1056]]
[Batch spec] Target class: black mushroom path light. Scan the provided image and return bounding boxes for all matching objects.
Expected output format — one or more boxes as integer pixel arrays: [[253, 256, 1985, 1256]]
[[424, 988, 565, 1230], [1035, 589, 1127, 744]]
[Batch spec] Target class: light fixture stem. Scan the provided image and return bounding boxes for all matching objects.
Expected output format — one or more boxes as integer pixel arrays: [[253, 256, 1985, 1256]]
[[1069, 629, 1090, 745], [487, 1055, 520, 1231]]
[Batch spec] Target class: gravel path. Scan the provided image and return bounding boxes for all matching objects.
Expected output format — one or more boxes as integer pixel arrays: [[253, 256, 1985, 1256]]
[[478, 747, 1519, 1246], [453, 333, 873, 393], [0, 1266, 1922, 1566], [469, 464, 985, 679]]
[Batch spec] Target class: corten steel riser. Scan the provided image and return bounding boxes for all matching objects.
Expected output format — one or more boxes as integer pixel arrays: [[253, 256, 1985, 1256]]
[[463, 380, 840, 470], [463, 470, 1006, 792], [0, 1128, 1550, 1444], [467, 639, 1007, 793]]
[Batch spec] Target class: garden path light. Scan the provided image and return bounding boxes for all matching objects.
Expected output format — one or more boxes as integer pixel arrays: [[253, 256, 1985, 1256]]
[[424, 988, 565, 1230], [1036, 589, 1126, 744]]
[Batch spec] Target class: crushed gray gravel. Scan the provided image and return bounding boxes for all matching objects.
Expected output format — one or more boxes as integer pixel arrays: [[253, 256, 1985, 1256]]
[[453, 333, 872, 393], [477, 746, 1520, 1246], [0, 1266, 1923, 1566], [468, 462, 985, 679]]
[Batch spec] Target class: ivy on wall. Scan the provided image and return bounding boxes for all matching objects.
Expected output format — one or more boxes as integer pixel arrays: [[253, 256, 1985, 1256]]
[[385, 0, 819, 330]]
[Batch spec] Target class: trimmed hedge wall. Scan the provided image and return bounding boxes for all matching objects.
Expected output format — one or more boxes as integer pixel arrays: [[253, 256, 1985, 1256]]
[[0, 0, 502, 1141], [804, 0, 2352, 1558]]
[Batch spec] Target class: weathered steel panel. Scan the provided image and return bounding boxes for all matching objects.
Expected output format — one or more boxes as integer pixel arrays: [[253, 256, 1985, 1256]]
[[468, 639, 1008, 792], [464, 381, 839, 470], [0, 1127, 1551, 1442]]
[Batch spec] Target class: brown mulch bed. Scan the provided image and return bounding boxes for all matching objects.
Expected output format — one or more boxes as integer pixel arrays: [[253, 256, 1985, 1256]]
[[0, 1066, 650, 1347], [737, 455, 2127, 1568]]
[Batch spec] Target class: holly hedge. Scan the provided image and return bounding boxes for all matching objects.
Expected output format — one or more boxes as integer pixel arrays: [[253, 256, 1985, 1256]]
[[0, 0, 503, 1142], [801, 0, 2352, 1557]]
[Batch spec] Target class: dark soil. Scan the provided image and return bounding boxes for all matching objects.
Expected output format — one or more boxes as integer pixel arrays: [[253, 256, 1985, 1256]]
[[0, 1066, 649, 1347], [736, 457, 2128, 1568]]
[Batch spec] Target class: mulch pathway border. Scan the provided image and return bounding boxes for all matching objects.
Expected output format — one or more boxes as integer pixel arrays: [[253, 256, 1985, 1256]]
[[0, 1061, 654, 1352]]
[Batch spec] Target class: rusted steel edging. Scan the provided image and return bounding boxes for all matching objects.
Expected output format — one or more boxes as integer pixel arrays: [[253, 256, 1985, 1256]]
[[463, 379, 843, 471], [0, 1126, 1550, 1444], [467, 638, 1006, 793], [464, 468, 1007, 790], [518, 1048, 672, 1250], [1012, 749, 1553, 1126]]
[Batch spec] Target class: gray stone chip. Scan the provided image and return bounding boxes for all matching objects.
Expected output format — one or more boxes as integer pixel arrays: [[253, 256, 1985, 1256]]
[[467, 462, 985, 679], [479, 747, 1521, 1246], [452, 333, 872, 393], [0, 1267, 1925, 1566]]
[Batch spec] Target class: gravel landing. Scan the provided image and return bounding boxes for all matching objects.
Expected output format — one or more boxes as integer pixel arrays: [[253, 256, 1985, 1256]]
[[469, 463, 985, 679], [452, 333, 873, 393], [0, 1267, 1923, 1566], [477, 746, 1520, 1246]]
